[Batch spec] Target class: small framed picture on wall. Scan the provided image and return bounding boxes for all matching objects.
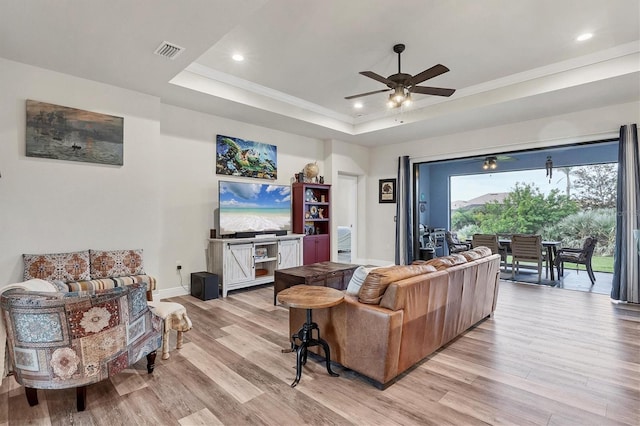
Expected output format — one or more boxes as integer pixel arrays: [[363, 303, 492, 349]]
[[378, 178, 396, 203]]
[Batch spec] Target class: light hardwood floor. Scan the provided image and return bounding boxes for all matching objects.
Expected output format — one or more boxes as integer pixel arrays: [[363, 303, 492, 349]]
[[1, 281, 638, 425]]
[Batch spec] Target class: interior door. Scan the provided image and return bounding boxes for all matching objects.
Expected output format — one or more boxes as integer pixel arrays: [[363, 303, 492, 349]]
[[337, 173, 358, 263]]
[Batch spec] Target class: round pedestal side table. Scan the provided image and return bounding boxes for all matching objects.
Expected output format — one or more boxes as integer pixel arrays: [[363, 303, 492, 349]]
[[277, 285, 344, 387]]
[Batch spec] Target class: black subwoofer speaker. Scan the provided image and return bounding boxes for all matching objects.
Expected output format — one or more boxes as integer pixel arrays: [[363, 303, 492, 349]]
[[190, 272, 219, 300]]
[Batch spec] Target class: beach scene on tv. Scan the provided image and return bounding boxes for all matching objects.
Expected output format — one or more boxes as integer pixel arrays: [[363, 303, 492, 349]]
[[219, 181, 291, 235]]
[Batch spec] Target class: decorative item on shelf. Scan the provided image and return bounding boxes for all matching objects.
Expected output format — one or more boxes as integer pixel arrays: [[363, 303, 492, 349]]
[[303, 162, 319, 183], [305, 211, 311, 219], [310, 206, 319, 218], [319, 176, 324, 184], [305, 188, 315, 202], [304, 223, 315, 235], [379, 178, 397, 203], [320, 195, 326, 203], [255, 247, 268, 259], [545, 155, 553, 183], [255, 268, 268, 277], [318, 208, 324, 219], [210, 229, 217, 239]]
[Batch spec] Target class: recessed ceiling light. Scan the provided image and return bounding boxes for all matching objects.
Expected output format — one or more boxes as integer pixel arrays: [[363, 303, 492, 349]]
[[353, 102, 363, 109], [576, 33, 593, 42], [232, 53, 244, 62]]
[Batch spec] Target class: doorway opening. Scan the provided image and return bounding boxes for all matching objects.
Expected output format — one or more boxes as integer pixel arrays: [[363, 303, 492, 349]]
[[414, 139, 618, 294], [336, 173, 358, 263]]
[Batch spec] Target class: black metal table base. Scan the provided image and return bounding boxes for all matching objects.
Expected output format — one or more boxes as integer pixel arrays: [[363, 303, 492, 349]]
[[285, 308, 338, 387]]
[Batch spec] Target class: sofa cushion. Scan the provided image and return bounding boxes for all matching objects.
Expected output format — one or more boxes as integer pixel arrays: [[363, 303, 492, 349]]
[[471, 246, 493, 258], [425, 254, 467, 271], [459, 250, 482, 261], [23, 250, 91, 282], [90, 249, 145, 279], [358, 264, 436, 305]]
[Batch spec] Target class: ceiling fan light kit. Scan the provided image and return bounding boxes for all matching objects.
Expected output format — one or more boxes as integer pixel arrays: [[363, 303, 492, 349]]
[[346, 43, 456, 108], [483, 156, 498, 170]]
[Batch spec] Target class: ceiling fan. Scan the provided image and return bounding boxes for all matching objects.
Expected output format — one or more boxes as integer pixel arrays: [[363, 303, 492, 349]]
[[345, 44, 456, 108], [482, 155, 518, 170]]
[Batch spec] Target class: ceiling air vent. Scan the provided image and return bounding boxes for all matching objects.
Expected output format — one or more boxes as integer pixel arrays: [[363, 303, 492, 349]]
[[153, 41, 185, 60]]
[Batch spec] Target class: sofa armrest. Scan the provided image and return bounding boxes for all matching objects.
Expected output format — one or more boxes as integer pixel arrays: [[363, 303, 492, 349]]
[[342, 296, 404, 386], [288, 294, 404, 387]]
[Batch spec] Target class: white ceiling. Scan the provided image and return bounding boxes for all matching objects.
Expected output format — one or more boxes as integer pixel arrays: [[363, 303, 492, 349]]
[[1, 0, 638, 147]]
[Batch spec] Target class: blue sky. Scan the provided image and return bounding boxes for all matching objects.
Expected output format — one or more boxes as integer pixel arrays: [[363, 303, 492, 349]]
[[450, 168, 567, 202], [219, 182, 291, 208]]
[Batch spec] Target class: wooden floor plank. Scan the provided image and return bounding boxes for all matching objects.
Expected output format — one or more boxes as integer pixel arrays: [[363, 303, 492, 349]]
[[1, 281, 638, 425], [179, 342, 264, 404]]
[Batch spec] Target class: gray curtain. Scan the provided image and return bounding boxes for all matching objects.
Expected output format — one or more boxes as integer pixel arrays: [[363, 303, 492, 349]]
[[395, 156, 413, 265], [611, 124, 639, 303]]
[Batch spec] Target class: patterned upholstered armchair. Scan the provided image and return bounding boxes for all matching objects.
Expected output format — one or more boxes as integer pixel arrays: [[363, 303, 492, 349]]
[[1, 282, 162, 411]]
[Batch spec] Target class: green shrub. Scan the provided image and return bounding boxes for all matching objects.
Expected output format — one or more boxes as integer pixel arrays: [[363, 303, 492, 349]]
[[542, 209, 615, 255]]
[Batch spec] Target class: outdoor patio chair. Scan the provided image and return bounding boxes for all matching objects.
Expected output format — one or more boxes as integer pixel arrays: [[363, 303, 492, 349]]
[[471, 234, 508, 270], [555, 236, 598, 284], [446, 231, 471, 254], [510, 234, 546, 283]]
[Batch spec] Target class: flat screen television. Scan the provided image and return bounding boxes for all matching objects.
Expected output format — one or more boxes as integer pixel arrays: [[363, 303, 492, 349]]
[[218, 180, 291, 236]]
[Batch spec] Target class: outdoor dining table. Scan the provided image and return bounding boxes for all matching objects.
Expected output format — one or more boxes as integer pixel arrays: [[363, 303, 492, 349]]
[[466, 238, 562, 280], [501, 239, 561, 281]]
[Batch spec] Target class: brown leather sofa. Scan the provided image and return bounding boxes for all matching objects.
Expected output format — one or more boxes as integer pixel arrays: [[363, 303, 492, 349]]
[[289, 249, 501, 388]]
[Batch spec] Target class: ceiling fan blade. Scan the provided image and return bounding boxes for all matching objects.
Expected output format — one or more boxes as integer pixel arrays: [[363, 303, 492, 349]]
[[408, 64, 449, 86], [345, 88, 391, 100], [409, 86, 456, 97], [360, 71, 396, 87]]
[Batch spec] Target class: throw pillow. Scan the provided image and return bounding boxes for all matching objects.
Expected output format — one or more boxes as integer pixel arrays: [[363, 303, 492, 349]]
[[90, 249, 145, 279], [345, 266, 375, 296], [23, 250, 91, 282], [358, 264, 436, 305]]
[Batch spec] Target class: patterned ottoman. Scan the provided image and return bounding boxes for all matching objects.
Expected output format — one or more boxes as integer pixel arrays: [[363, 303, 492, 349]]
[[147, 301, 193, 360]]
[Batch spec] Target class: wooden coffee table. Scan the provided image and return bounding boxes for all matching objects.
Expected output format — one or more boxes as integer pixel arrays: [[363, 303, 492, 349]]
[[274, 261, 359, 304], [277, 285, 344, 387]]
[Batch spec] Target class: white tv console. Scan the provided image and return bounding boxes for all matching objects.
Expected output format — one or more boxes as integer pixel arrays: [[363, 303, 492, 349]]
[[206, 234, 304, 297]]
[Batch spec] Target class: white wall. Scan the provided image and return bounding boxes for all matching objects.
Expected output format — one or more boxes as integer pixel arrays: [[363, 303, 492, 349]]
[[158, 104, 325, 297], [0, 58, 326, 298], [0, 58, 162, 286], [367, 101, 640, 263], [2, 56, 636, 290], [324, 139, 370, 263]]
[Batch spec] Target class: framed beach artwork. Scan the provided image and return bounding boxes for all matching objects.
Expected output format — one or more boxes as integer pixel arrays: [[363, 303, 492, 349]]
[[216, 134, 277, 180], [26, 100, 124, 166]]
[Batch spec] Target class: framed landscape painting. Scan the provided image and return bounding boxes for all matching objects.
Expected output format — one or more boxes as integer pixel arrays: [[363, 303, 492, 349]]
[[26, 100, 124, 166], [216, 134, 277, 180]]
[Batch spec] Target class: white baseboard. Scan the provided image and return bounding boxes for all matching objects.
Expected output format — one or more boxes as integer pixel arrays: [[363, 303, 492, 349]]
[[154, 285, 190, 300]]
